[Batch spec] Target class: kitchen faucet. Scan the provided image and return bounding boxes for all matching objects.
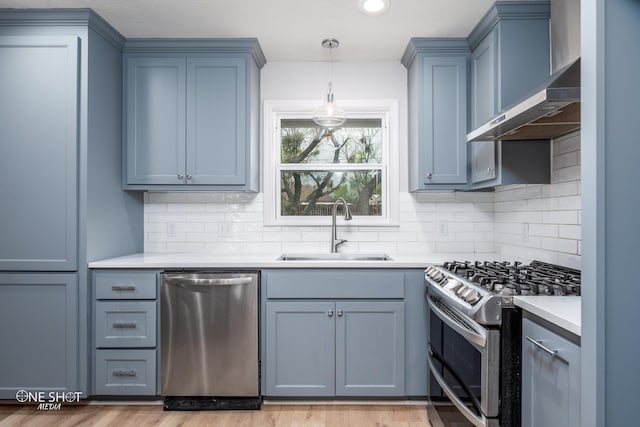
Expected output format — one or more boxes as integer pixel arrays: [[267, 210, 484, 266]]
[[330, 198, 353, 253]]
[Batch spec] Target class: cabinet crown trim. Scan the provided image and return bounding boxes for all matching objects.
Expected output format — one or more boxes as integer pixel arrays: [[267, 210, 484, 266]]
[[123, 38, 267, 68], [467, 0, 550, 50], [401, 38, 470, 68], [0, 8, 125, 49]]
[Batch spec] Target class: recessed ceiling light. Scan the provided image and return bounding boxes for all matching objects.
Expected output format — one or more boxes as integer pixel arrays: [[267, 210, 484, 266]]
[[358, 0, 389, 15]]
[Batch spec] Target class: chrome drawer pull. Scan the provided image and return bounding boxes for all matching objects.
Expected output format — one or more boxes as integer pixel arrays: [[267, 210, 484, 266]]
[[112, 370, 137, 377], [526, 336, 558, 357], [112, 322, 137, 329], [111, 285, 136, 292]]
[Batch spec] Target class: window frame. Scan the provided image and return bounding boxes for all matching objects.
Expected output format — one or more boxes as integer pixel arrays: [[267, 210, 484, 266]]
[[263, 99, 399, 227]]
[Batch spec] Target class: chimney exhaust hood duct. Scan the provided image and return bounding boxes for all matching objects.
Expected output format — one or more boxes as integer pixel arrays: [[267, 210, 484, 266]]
[[467, 58, 580, 142]]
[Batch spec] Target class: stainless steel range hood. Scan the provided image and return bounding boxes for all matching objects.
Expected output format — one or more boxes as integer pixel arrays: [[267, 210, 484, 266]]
[[467, 58, 580, 142]]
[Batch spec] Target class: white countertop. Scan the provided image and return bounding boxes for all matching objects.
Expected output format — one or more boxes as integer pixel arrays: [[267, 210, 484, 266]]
[[88, 252, 524, 269], [514, 296, 581, 336], [90, 252, 579, 335]]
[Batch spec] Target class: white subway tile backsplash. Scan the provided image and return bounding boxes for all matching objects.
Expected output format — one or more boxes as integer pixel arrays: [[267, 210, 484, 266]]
[[557, 195, 581, 210], [147, 192, 189, 203], [167, 203, 205, 212], [529, 224, 558, 238], [186, 192, 225, 203], [358, 241, 398, 254], [541, 237, 578, 254], [554, 151, 579, 169], [542, 211, 579, 225], [436, 242, 475, 253], [554, 165, 581, 182], [495, 133, 581, 268], [166, 242, 207, 252], [413, 192, 456, 203], [558, 224, 581, 240], [143, 136, 580, 269], [553, 132, 580, 155]]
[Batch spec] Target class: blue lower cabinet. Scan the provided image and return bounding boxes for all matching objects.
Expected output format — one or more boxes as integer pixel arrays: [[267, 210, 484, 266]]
[[265, 301, 335, 396], [262, 269, 427, 398], [335, 302, 405, 396], [264, 299, 405, 397], [92, 270, 160, 396], [0, 273, 78, 398], [522, 316, 581, 427], [94, 349, 156, 395]]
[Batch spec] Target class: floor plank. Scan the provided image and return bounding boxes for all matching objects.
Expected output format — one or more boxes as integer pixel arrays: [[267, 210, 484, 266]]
[[0, 404, 445, 427]]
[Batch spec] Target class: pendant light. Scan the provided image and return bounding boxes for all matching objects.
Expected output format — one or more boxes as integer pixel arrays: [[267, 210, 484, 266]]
[[312, 38, 347, 128]]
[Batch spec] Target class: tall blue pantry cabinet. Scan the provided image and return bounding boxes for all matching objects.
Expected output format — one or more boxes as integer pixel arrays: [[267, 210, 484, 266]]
[[0, 10, 144, 398]]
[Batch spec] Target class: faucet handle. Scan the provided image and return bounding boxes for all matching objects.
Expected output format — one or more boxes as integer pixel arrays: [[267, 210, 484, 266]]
[[335, 239, 348, 250]]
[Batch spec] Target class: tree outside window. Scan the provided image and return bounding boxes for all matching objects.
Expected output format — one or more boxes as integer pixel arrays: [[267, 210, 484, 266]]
[[278, 118, 384, 218]]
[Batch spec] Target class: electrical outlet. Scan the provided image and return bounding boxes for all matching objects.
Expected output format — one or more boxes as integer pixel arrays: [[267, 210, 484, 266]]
[[218, 223, 233, 237], [167, 222, 176, 237], [522, 223, 529, 242], [438, 221, 449, 236]]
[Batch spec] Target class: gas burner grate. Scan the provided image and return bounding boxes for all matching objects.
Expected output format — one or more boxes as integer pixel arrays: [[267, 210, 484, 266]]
[[441, 260, 581, 296]]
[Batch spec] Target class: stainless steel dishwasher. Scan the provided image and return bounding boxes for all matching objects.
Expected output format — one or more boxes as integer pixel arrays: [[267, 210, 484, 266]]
[[160, 271, 260, 410]]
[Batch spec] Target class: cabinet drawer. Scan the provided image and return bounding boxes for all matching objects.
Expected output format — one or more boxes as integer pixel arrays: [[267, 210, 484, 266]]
[[265, 270, 405, 299], [95, 271, 157, 300], [95, 349, 156, 395], [95, 301, 156, 348]]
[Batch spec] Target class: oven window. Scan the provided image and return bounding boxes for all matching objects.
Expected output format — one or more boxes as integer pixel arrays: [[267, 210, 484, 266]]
[[430, 308, 483, 415]]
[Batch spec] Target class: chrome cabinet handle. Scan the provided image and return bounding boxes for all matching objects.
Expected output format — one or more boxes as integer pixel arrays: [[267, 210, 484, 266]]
[[487, 167, 492, 175], [112, 322, 137, 329], [526, 336, 558, 357], [186, 174, 192, 180], [328, 310, 334, 317], [112, 370, 137, 377], [337, 310, 344, 317], [427, 172, 433, 179], [111, 285, 136, 292], [177, 174, 184, 180]]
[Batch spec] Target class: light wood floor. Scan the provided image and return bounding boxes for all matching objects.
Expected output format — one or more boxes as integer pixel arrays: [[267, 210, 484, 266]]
[[0, 403, 469, 427]]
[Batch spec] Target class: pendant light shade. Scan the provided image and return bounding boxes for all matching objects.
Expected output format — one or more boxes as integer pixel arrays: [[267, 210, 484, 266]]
[[312, 38, 347, 128], [312, 85, 347, 128]]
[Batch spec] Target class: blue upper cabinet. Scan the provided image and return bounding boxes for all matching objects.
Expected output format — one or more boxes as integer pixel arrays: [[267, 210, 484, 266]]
[[467, 1, 551, 190], [402, 39, 470, 191], [186, 57, 247, 185], [126, 57, 187, 185], [468, 1, 551, 129], [123, 40, 265, 191], [0, 36, 79, 271]]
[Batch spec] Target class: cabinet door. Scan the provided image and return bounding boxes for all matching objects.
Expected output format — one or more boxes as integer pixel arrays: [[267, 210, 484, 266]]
[[421, 56, 467, 185], [125, 57, 186, 185], [0, 36, 78, 271], [471, 29, 498, 128], [470, 140, 496, 183], [522, 318, 581, 427], [335, 301, 405, 396], [0, 273, 78, 398], [265, 301, 335, 396], [186, 58, 246, 185]]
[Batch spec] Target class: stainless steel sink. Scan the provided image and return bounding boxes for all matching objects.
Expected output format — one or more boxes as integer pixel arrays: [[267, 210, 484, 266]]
[[277, 253, 393, 261]]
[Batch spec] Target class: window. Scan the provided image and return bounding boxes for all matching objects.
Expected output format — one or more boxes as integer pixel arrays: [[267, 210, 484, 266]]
[[264, 100, 399, 226]]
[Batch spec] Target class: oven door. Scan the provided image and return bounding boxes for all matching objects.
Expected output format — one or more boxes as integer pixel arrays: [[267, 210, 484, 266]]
[[428, 295, 500, 427]]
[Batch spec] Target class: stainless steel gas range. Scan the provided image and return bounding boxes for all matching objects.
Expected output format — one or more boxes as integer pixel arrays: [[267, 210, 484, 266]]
[[424, 260, 581, 427]]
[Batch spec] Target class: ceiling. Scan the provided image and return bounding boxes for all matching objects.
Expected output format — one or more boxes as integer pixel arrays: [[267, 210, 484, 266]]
[[0, 0, 497, 61]]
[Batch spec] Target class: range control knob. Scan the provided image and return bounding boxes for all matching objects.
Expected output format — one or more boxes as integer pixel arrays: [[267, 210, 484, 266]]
[[455, 285, 468, 297], [444, 279, 461, 291], [465, 291, 482, 306]]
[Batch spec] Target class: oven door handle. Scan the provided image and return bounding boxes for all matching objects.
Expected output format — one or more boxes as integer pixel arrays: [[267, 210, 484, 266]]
[[428, 351, 488, 427], [428, 297, 487, 348]]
